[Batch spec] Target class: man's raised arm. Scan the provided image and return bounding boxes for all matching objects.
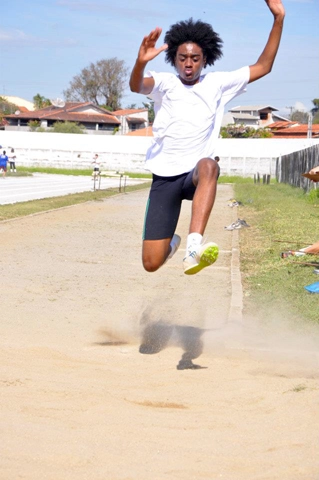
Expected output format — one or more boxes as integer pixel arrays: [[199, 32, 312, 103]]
[[249, 0, 285, 83], [130, 27, 168, 94]]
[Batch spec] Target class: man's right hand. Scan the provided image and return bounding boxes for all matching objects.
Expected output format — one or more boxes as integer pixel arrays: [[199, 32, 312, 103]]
[[137, 27, 168, 64], [265, 0, 285, 18]]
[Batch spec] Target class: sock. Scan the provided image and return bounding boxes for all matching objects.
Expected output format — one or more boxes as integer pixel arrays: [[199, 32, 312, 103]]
[[186, 233, 202, 252]]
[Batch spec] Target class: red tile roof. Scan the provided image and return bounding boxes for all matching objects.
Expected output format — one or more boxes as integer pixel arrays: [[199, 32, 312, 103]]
[[126, 116, 145, 123], [5, 102, 120, 124], [112, 108, 148, 115], [18, 106, 30, 113], [271, 124, 319, 138], [126, 126, 153, 136], [43, 112, 120, 124], [267, 121, 298, 129]]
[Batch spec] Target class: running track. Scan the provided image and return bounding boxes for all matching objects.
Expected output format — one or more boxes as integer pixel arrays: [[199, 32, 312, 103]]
[[0, 173, 147, 205]]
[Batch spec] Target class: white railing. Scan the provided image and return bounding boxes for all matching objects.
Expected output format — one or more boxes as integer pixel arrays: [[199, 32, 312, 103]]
[[1, 131, 318, 176]]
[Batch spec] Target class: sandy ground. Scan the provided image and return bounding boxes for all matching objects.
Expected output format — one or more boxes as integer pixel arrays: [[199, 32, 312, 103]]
[[1, 184, 319, 480]]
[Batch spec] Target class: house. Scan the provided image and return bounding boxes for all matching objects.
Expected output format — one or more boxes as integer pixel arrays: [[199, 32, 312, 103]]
[[267, 121, 319, 139], [122, 104, 290, 136], [222, 105, 289, 129], [112, 108, 148, 135], [126, 126, 153, 136], [4, 102, 121, 134], [4, 102, 149, 135]]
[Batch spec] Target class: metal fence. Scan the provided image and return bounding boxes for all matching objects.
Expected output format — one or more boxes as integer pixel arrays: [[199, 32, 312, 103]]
[[276, 144, 319, 191]]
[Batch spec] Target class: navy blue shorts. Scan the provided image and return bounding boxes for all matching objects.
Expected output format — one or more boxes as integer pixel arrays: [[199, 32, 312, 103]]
[[143, 170, 196, 240]]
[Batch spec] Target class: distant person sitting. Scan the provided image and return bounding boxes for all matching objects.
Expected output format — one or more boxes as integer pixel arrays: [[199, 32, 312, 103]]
[[92, 154, 100, 172], [8, 148, 17, 172], [309, 165, 319, 175], [0, 150, 9, 178], [91, 154, 101, 180], [214, 156, 220, 176], [281, 240, 319, 258]]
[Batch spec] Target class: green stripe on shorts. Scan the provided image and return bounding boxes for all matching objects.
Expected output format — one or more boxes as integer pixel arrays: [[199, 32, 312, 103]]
[[142, 197, 150, 240]]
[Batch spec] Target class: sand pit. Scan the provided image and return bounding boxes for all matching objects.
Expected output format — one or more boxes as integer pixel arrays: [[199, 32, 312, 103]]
[[1, 185, 318, 479]]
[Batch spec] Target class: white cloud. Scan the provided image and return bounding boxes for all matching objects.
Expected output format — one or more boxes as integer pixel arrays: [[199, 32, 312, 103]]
[[294, 101, 307, 112], [0, 29, 28, 42], [0, 28, 79, 48]]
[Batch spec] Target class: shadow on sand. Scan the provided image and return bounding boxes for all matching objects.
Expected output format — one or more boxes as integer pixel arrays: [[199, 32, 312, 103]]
[[139, 320, 208, 370]]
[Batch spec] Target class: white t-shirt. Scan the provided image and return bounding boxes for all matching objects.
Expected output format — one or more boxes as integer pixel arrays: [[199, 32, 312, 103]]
[[145, 66, 250, 176]]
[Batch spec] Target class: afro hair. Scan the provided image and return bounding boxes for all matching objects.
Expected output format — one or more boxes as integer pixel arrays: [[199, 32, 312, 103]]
[[164, 18, 223, 67]]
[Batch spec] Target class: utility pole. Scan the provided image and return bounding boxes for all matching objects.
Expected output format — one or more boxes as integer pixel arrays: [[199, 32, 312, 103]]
[[307, 112, 313, 139], [307, 112, 312, 138], [286, 106, 294, 119]]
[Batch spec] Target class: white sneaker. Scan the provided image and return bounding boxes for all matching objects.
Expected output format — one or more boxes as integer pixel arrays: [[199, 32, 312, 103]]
[[183, 242, 219, 275], [166, 234, 181, 261]]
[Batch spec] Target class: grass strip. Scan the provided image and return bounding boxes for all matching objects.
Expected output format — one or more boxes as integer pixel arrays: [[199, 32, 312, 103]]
[[234, 181, 319, 324], [16, 166, 152, 179]]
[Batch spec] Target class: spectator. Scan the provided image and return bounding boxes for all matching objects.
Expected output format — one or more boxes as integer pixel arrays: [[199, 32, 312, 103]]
[[0, 150, 9, 178], [8, 148, 17, 172], [91, 154, 101, 180]]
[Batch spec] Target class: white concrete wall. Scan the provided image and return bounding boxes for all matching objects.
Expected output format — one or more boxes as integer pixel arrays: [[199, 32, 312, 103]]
[[0, 130, 318, 176]]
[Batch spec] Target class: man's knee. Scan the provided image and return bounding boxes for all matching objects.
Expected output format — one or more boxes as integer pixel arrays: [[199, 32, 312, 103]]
[[142, 249, 164, 272], [196, 157, 219, 180], [142, 240, 170, 272], [142, 257, 162, 272]]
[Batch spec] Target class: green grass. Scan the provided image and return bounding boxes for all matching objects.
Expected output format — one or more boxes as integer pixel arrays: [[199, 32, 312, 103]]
[[234, 181, 319, 324], [5, 170, 32, 177], [16, 166, 152, 179], [219, 175, 255, 184]]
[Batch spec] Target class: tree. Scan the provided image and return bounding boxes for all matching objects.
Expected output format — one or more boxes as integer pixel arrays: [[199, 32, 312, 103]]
[[143, 101, 155, 124], [51, 121, 86, 134], [63, 58, 129, 111], [28, 120, 41, 132], [220, 124, 272, 138], [0, 96, 19, 115], [33, 94, 52, 109], [311, 98, 319, 124], [290, 110, 308, 124]]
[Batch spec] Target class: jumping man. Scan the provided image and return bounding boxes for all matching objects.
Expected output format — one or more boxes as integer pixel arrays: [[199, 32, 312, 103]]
[[130, 0, 285, 275]]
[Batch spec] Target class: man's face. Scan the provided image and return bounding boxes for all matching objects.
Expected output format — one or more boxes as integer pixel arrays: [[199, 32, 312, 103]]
[[175, 42, 206, 85]]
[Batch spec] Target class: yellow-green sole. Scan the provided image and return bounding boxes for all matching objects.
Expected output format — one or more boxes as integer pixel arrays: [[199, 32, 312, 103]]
[[184, 245, 219, 275]]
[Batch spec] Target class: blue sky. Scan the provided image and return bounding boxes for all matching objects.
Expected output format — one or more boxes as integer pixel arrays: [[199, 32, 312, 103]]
[[1, 0, 318, 116]]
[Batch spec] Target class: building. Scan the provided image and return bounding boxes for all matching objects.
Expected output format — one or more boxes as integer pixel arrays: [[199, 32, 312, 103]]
[[222, 105, 289, 129], [268, 121, 319, 139], [4, 102, 149, 135], [112, 108, 148, 135], [126, 126, 153, 136], [4, 102, 121, 135]]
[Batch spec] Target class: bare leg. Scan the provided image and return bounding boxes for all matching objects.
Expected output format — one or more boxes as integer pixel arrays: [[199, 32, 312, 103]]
[[189, 158, 219, 234], [142, 238, 172, 272]]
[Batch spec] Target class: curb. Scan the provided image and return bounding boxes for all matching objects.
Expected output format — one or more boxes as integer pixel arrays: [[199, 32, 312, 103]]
[[228, 208, 244, 324]]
